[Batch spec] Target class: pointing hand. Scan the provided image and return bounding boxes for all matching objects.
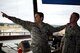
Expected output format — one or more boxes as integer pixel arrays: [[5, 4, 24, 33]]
[[1, 12, 8, 17]]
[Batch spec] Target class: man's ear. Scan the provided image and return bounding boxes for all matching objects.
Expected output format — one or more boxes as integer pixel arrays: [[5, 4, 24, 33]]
[[41, 17, 43, 21]]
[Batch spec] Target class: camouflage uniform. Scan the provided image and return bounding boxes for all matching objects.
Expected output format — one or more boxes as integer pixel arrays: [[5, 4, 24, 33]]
[[62, 25, 80, 53], [7, 17, 66, 53]]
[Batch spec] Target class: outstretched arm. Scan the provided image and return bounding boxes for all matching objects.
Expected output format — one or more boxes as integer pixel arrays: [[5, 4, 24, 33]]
[[53, 23, 70, 32], [47, 24, 66, 33], [53, 25, 66, 32], [1, 12, 24, 25], [1, 12, 33, 31]]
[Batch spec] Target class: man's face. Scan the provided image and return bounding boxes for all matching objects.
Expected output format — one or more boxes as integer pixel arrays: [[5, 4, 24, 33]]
[[70, 14, 78, 23], [34, 14, 43, 23]]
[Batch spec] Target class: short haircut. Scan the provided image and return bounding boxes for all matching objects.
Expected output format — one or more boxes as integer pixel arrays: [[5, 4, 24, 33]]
[[72, 12, 80, 19], [35, 12, 44, 20]]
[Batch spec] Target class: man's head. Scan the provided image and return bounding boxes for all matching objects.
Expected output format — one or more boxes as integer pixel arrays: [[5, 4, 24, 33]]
[[70, 12, 79, 23], [34, 12, 44, 23]]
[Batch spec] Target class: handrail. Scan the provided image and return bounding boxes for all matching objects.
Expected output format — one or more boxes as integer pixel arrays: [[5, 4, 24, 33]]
[[0, 32, 30, 36]]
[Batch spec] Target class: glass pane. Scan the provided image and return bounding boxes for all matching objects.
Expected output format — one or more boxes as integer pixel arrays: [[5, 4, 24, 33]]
[[0, 0, 33, 35], [0, 0, 34, 23], [37, 0, 80, 25]]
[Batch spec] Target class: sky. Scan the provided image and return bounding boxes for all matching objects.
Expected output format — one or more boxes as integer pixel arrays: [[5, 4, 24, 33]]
[[0, 0, 80, 25], [0, 0, 34, 23]]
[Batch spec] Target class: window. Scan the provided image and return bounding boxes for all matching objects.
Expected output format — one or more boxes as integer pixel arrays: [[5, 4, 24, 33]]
[[0, 0, 34, 23], [37, 0, 80, 25]]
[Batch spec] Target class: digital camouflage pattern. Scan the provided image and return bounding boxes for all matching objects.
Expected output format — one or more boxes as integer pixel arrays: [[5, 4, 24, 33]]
[[62, 25, 80, 53], [7, 17, 66, 53]]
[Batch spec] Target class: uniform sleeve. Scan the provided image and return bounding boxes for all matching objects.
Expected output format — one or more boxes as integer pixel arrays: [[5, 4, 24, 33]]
[[54, 25, 66, 32], [7, 16, 33, 31], [48, 24, 66, 33]]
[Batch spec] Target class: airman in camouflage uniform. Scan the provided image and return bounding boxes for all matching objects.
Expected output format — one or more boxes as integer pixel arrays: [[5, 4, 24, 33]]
[[62, 12, 80, 53], [1, 12, 66, 53]]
